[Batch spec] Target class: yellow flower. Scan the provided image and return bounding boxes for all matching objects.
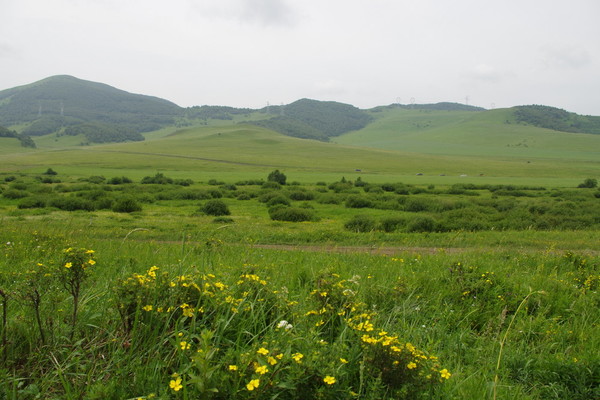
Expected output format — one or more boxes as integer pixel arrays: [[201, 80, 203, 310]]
[[291, 352, 303, 363], [64, 262, 72, 269], [246, 378, 260, 391], [169, 377, 183, 391], [228, 365, 238, 371], [255, 365, 269, 375], [87, 259, 96, 265], [267, 356, 278, 365], [257, 347, 269, 356], [142, 305, 153, 312], [407, 362, 417, 369], [440, 368, 451, 379], [323, 376, 336, 385], [340, 358, 348, 364], [179, 341, 190, 350], [85, 249, 95, 254]]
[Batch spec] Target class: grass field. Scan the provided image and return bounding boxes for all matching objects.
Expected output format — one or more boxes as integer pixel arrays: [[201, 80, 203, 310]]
[[0, 116, 599, 399]]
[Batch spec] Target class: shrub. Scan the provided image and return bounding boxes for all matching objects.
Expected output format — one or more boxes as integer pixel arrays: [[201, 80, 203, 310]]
[[267, 169, 287, 185], [268, 205, 314, 222], [266, 194, 291, 207], [578, 178, 598, 188], [316, 193, 342, 204], [236, 192, 252, 200], [262, 181, 281, 190], [18, 197, 47, 209], [141, 172, 173, 184], [49, 196, 96, 211], [379, 216, 406, 232], [406, 216, 437, 232], [112, 197, 142, 213], [44, 168, 58, 175], [201, 199, 230, 216], [344, 214, 376, 232], [259, 191, 288, 203], [212, 216, 234, 223], [288, 190, 314, 201], [2, 189, 29, 199], [108, 176, 133, 184], [86, 176, 106, 184], [345, 195, 374, 208]]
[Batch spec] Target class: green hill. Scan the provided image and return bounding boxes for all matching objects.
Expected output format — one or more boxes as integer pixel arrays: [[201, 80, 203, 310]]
[[250, 98, 373, 141], [336, 107, 600, 162], [514, 105, 600, 134], [0, 75, 182, 143]]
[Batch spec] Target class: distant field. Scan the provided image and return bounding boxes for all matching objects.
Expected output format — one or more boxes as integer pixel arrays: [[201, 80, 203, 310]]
[[1, 117, 598, 187]]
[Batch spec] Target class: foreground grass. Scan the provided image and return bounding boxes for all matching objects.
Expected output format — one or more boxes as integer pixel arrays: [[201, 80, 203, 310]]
[[0, 223, 598, 399]]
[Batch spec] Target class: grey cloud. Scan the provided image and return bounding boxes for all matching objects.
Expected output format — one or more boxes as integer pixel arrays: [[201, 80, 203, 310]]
[[461, 64, 515, 84], [540, 44, 592, 70], [240, 0, 297, 27], [191, 0, 297, 28]]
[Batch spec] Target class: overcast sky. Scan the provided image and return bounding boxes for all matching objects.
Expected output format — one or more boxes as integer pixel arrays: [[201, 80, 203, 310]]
[[1, 0, 599, 115]]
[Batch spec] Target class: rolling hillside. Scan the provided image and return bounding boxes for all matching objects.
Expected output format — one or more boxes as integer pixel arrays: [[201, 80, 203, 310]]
[[337, 107, 600, 162], [0, 75, 182, 143]]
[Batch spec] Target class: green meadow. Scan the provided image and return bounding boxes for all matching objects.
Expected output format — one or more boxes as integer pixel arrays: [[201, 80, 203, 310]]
[[0, 112, 599, 399]]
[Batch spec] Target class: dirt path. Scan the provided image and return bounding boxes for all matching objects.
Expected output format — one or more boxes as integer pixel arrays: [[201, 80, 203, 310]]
[[252, 244, 478, 255], [250, 244, 599, 256]]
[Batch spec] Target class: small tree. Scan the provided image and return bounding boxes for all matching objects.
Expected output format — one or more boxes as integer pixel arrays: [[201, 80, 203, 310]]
[[578, 178, 598, 188], [267, 169, 287, 185]]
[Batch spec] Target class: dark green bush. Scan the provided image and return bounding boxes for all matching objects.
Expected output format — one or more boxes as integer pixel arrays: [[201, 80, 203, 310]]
[[2, 189, 29, 199], [379, 216, 406, 232], [578, 178, 598, 188], [267, 169, 287, 185], [344, 214, 376, 232], [17, 197, 47, 209], [261, 181, 282, 190], [213, 216, 234, 223], [266, 194, 291, 207], [108, 176, 133, 184], [268, 205, 314, 222], [86, 176, 106, 184], [345, 195, 374, 208], [288, 190, 314, 201], [259, 191, 288, 203], [316, 193, 342, 204], [201, 199, 230, 216], [112, 197, 142, 213], [406, 216, 437, 232], [141, 173, 173, 184], [236, 192, 252, 200], [49, 196, 96, 211]]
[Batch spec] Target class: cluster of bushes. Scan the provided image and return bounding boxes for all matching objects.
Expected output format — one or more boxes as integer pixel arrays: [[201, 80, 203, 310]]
[[3, 171, 600, 231]]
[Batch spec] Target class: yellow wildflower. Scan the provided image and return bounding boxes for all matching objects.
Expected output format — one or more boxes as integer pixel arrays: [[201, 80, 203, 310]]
[[246, 378, 260, 391], [169, 377, 183, 391], [407, 362, 417, 369], [255, 365, 269, 375], [291, 352, 303, 363], [179, 341, 190, 350], [257, 347, 269, 355], [323, 376, 336, 385], [64, 262, 72, 269], [440, 369, 451, 379], [142, 305, 153, 312], [228, 365, 238, 371]]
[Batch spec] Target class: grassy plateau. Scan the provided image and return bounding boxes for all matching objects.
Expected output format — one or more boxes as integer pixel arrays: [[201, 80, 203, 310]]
[[0, 110, 599, 399]]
